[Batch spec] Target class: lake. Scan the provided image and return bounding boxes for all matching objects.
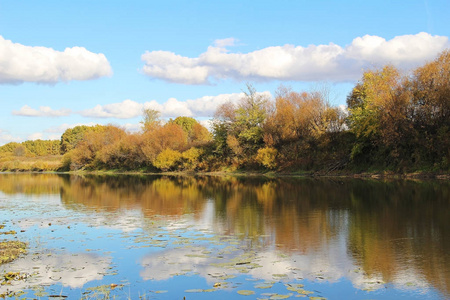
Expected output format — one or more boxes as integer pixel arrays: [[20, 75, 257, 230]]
[[0, 173, 448, 299]]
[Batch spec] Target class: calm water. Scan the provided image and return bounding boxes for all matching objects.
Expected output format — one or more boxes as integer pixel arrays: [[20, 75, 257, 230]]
[[0, 173, 448, 299]]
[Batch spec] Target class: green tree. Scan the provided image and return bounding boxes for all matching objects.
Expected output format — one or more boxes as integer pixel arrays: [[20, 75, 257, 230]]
[[212, 102, 236, 156], [213, 84, 269, 161], [169, 116, 211, 145], [234, 84, 269, 156], [346, 66, 405, 162]]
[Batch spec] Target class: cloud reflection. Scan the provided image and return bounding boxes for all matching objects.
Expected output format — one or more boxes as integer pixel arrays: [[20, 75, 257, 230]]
[[0, 252, 111, 291]]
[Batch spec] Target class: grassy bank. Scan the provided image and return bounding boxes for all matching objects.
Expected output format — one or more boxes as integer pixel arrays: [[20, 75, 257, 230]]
[[0, 154, 62, 172], [0, 153, 448, 179]]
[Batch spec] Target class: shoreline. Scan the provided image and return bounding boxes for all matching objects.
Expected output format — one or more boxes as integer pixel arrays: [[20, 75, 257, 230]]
[[1, 169, 449, 180]]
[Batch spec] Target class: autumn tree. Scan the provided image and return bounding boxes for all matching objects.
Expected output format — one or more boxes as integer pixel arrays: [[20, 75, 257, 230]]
[[141, 108, 161, 132], [169, 116, 211, 146], [22, 140, 61, 156], [181, 147, 204, 170], [60, 125, 104, 154], [0, 142, 21, 154], [213, 84, 270, 162], [212, 102, 236, 157], [141, 123, 188, 164], [346, 66, 411, 163], [67, 125, 126, 170], [409, 50, 450, 165], [265, 85, 341, 146]]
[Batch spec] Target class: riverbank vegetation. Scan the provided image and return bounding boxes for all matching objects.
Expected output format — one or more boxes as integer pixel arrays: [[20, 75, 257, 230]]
[[1, 50, 449, 175]]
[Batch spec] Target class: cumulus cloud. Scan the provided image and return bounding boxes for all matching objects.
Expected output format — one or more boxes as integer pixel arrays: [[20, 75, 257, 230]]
[[27, 132, 44, 140], [13, 105, 71, 117], [0, 35, 112, 84], [44, 122, 99, 134], [0, 252, 111, 291], [40, 122, 100, 141], [80, 92, 271, 119], [141, 33, 449, 84], [122, 123, 142, 132], [80, 99, 143, 119], [0, 129, 22, 145]]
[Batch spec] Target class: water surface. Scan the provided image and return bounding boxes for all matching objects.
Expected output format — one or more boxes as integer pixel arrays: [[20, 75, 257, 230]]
[[0, 173, 448, 299]]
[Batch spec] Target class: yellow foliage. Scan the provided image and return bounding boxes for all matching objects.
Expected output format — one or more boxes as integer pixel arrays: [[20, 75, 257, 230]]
[[182, 147, 203, 170], [153, 148, 182, 171], [255, 147, 278, 169]]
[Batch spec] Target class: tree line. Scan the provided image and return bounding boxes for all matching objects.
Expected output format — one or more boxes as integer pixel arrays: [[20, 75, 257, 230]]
[[0, 140, 60, 157], [1, 50, 449, 173]]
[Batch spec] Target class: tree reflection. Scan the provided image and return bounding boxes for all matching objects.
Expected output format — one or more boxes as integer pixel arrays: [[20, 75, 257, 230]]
[[0, 173, 448, 296], [0, 173, 64, 195]]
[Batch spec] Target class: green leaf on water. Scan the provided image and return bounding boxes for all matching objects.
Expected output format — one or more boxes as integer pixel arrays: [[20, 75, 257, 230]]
[[272, 273, 288, 278], [270, 293, 293, 299], [285, 283, 306, 293], [185, 289, 204, 293], [237, 290, 256, 295], [255, 283, 274, 289]]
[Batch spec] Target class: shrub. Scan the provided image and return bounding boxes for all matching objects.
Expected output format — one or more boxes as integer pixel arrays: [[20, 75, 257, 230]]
[[153, 149, 182, 171], [255, 147, 278, 169], [182, 147, 203, 170]]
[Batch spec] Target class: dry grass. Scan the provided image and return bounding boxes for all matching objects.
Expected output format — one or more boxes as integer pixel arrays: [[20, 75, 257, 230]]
[[0, 154, 62, 171]]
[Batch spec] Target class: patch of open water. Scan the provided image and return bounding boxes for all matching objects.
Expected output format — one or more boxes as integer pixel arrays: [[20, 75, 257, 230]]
[[0, 173, 448, 299]]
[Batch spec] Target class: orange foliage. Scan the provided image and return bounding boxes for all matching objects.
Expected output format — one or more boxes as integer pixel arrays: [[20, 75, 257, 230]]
[[69, 125, 126, 170], [141, 123, 188, 163]]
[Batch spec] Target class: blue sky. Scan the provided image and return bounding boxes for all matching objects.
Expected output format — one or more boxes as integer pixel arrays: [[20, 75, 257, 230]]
[[1, 0, 449, 145]]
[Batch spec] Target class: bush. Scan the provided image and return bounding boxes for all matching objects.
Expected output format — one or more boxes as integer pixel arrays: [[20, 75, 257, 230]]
[[255, 147, 278, 169], [182, 147, 203, 170], [153, 149, 182, 171]]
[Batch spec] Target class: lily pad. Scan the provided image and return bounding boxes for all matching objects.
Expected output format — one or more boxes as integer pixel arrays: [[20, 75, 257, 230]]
[[185, 289, 204, 293], [272, 273, 288, 278], [255, 283, 274, 289], [270, 293, 293, 299], [237, 290, 256, 295]]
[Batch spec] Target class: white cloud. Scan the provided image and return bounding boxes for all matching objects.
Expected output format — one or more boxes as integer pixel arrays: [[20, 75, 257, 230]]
[[27, 132, 44, 140], [80, 99, 142, 119], [80, 91, 272, 119], [0, 129, 22, 145], [141, 33, 449, 84], [0, 252, 111, 291], [122, 123, 142, 133], [47, 134, 62, 140], [198, 119, 213, 131], [13, 105, 71, 117], [0, 35, 112, 84], [213, 37, 237, 48], [42, 122, 100, 141], [141, 51, 209, 85], [44, 122, 99, 133]]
